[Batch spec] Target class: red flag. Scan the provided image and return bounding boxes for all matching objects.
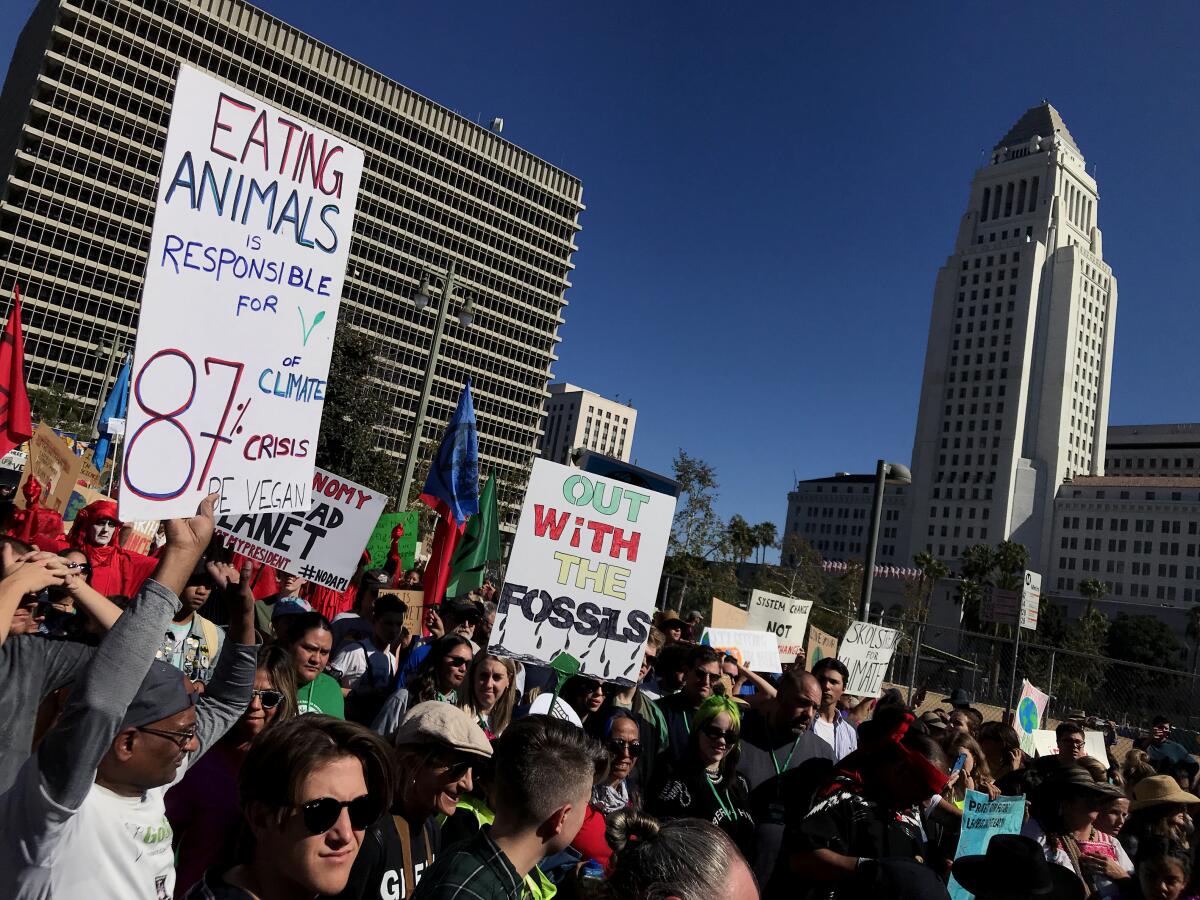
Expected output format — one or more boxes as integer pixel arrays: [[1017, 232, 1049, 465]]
[[422, 514, 463, 608], [0, 285, 32, 457]]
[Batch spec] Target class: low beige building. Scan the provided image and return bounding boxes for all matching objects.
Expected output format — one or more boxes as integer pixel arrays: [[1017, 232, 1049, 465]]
[[540, 382, 636, 464]]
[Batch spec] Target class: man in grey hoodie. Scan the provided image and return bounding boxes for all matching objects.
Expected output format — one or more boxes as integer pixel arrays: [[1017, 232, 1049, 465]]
[[0, 494, 258, 899]]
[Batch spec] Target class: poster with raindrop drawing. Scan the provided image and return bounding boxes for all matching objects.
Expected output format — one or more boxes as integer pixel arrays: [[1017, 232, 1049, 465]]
[[489, 458, 676, 683]]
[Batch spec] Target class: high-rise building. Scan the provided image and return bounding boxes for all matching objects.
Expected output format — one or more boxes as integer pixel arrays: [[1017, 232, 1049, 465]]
[[782, 472, 908, 565], [0, 0, 583, 523], [539, 382, 636, 465], [908, 102, 1117, 571]]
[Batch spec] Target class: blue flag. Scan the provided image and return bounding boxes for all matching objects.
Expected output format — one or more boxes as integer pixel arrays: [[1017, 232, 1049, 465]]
[[92, 353, 130, 470], [418, 380, 479, 527]]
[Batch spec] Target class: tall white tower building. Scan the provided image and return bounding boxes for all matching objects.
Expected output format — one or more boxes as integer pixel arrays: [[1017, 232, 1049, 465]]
[[908, 102, 1117, 572]]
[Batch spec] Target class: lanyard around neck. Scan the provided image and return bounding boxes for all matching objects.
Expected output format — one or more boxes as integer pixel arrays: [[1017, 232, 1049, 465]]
[[706, 775, 738, 822], [771, 735, 803, 777]]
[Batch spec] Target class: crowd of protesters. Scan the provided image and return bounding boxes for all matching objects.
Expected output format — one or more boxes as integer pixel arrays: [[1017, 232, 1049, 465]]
[[5, 496, 1200, 898]]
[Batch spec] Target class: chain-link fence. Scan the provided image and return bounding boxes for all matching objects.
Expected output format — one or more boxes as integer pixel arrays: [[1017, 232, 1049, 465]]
[[807, 603, 1200, 740]]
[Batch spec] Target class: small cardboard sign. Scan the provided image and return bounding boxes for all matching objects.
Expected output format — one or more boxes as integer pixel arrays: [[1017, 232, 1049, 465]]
[[1015, 679, 1049, 755], [839, 621, 900, 698], [710, 596, 748, 630], [746, 589, 813, 659], [700, 627, 783, 673], [378, 588, 425, 638], [19, 423, 85, 513], [806, 626, 839, 668]]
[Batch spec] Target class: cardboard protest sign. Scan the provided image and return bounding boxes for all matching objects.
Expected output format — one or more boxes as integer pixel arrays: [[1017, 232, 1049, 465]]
[[119, 64, 364, 520], [746, 589, 813, 659], [490, 459, 676, 682], [948, 790, 1026, 900], [19, 423, 85, 513], [365, 511, 419, 571], [216, 468, 385, 591], [377, 589, 425, 639], [701, 627, 783, 673], [806, 626, 839, 668], [839, 621, 900, 698], [710, 596, 748, 630], [1015, 679, 1049, 755], [121, 518, 161, 556]]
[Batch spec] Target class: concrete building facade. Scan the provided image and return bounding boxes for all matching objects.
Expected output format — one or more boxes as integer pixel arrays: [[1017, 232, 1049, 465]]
[[783, 473, 908, 565], [908, 102, 1117, 572], [1051, 475, 1200, 605], [539, 382, 636, 465], [0, 0, 583, 523], [1105, 424, 1200, 476]]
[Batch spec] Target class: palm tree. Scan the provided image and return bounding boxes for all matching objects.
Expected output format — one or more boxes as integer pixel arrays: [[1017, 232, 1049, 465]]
[[912, 550, 950, 625], [753, 521, 778, 564], [1078, 578, 1108, 614]]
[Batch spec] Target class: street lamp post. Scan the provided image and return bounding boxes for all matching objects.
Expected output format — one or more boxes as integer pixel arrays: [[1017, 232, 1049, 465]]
[[858, 459, 912, 621], [397, 260, 475, 507]]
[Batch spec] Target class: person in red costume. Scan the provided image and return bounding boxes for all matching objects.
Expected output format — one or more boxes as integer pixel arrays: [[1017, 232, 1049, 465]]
[[4, 476, 67, 552], [68, 499, 158, 597]]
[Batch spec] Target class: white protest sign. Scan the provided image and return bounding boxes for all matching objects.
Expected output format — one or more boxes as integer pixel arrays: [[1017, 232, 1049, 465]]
[[746, 589, 813, 658], [215, 468, 385, 591], [839, 621, 900, 698], [490, 459, 676, 683], [119, 64, 364, 520], [701, 627, 783, 673]]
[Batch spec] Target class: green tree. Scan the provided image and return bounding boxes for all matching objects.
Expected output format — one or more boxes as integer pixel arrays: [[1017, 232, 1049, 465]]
[[1078, 578, 1109, 610], [1057, 606, 1111, 715], [664, 451, 735, 612], [1101, 613, 1186, 721], [757, 532, 827, 602], [28, 382, 91, 435], [907, 550, 950, 626], [726, 515, 756, 567], [752, 521, 778, 564], [315, 326, 405, 509], [956, 543, 996, 630], [993, 541, 1029, 591], [1187, 606, 1200, 673]]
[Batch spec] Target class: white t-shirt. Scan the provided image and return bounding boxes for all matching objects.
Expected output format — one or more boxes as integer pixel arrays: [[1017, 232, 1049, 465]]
[[813, 715, 859, 761], [331, 640, 396, 691], [1, 754, 187, 899], [330, 613, 371, 652]]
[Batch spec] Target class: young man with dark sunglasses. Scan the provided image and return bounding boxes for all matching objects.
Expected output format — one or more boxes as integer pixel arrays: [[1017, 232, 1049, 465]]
[[0, 495, 259, 899], [186, 715, 394, 899], [657, 645, 723, 764]]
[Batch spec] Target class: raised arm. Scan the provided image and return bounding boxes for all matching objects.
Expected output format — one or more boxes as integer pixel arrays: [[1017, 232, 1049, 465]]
[[36, 496, 217, 809], [188, 561, 257, 760]]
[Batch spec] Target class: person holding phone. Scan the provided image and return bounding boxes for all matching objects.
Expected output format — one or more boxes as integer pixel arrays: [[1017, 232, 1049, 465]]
[[942, 733, 998, 805]]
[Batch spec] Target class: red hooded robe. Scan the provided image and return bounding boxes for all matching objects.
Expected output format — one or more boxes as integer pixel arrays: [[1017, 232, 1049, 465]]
[[68, 500, 158, 598]]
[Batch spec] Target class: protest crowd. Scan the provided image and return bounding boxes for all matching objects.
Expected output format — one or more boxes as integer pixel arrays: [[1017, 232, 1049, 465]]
[[2, 469, 1200, 900]]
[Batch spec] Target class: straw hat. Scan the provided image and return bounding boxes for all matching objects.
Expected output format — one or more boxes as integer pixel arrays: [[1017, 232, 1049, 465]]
[[1129, 774, 1200, 811]]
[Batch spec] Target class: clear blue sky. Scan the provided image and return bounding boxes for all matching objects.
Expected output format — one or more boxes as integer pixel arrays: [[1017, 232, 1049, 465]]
[[3, 2, 1198, 550]]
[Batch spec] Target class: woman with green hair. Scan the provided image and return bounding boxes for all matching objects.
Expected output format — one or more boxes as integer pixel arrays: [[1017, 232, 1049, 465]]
[[646, 694, 755, 857]]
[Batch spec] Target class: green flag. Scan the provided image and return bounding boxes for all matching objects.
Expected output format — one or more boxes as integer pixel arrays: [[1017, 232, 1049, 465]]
[[445, 472, 500, 597]]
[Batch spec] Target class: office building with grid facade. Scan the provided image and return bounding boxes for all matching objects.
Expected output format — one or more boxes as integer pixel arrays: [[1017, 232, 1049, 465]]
[[0, 0, 583, 524], [540, 382, 636, 465], [907, 102, 1117, 573]]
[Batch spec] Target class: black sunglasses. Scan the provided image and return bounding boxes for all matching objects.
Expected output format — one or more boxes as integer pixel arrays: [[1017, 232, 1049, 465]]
[[297, 795, 380, 834], [251, 688, 283, 710], [606, 739, 643, 758], [444, 655, 471, 668], [701, 725, 737, 743]]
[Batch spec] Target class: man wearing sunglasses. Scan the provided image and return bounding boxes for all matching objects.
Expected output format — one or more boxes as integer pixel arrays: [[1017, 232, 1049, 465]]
[[658, 645, 724, 764], [0, 494, 260, 899], [186, 715, 394, 899], [341, 702, 492, 900]]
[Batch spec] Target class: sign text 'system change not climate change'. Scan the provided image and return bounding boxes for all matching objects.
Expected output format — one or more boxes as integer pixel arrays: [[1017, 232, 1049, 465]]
[[120, 64, 364, 521]]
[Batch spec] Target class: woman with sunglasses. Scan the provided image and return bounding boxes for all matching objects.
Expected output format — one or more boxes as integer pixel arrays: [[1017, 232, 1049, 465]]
[[562, 675, 607, 727], [372, 635, 474, 736], [571, 710, 644, 872], [647, 695, 755, 858], [184, 715, 393, 899], [459, 651, 517, 739], [339, 702, 493, 900], [168, 644, 297, 897]]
